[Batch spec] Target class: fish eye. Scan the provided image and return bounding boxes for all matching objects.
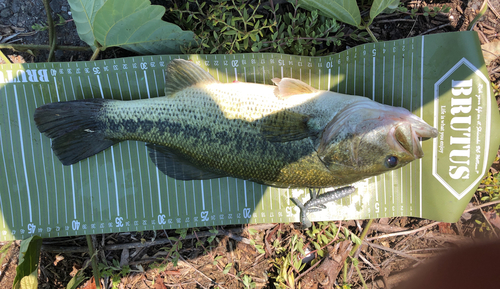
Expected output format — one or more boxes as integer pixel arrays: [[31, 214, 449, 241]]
[[385, 155, 398, 168]]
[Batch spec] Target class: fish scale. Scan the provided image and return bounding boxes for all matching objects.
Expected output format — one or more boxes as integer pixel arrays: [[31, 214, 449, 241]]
[[34, 59, 437, 189], [99, 86, 324, 187]]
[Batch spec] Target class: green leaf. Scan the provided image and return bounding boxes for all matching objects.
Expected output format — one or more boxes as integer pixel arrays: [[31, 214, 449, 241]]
[[370, 0, 400, 20], [297, 0, 361, 28], [13, 236, 42, 289], [20, 273, 37, 289], [223, 263, 232, 274], [223, 30, 238, 36], [67, 0, 106, 50], [350, 233, 362, 245], [93, 0, 196, 54], [66, 269, 87, 289]]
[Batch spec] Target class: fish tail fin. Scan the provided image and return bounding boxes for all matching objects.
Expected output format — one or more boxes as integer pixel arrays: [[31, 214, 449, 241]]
[[34, 99, 119, 165]]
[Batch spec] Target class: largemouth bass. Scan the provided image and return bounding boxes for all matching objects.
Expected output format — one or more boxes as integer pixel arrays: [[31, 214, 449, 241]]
[[34, 59, 438, 189]]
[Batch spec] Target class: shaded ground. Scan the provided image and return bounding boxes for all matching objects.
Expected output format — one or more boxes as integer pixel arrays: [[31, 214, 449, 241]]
[[0, 0, 499, 288]]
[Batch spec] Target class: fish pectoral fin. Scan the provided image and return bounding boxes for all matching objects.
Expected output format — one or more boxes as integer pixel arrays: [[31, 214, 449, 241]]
[[272, 78, 318, 99], [147, 143, 227, 180], [260, 110, 316, 142], [164, 59, 220, 96]]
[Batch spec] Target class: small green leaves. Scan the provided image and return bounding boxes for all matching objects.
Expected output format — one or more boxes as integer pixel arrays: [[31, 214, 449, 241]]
[[213, 255, 223, 265], [173, 0, 341, 55], [242, 275, 256, 289], [223, 263, 232, 274]]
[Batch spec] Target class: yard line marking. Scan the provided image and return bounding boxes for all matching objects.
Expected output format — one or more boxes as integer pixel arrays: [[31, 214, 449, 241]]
[[36, 84, 51, 224], [14, 86, 32, 223], [135, 70, 154, 218], [243, 181, 248, 208], [372, 49, 376, 101], [96, 75, 113, 219], [235, 179, 239, 211], [420, 36, 425, 217], [25, 85, 41, 222], [87, 75, 103, 220], [47, 83, 59, 223], [79, 76, 94, 222], [192, 181, 198, 215], [108, 74, 129, 219], [227, 178, 231, 212], [59, 78, 69, 223], [0, 128, 14, 227], [218, 179, 222, 213], [201, 180, 206, 211], [144, 70, 163, 215]]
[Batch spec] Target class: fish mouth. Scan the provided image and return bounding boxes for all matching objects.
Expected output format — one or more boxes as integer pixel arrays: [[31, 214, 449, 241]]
[[390, 120, 438, 159]]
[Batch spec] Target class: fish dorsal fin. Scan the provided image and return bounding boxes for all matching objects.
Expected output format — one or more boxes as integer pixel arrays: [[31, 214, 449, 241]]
[[272, 78, 318, 99], [260, 110, 317, 142], [164, 59, 219, 96], [147, 143, 227, 180]]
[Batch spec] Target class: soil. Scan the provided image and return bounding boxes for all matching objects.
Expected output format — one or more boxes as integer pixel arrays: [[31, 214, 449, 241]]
[[0, 0, 499, 288]]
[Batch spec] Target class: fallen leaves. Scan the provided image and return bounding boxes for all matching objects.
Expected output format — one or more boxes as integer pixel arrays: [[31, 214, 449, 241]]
[[482, 40, 500, 66]]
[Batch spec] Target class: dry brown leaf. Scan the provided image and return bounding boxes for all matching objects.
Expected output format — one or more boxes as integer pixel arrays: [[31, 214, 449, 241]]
[[154, 276, 168, 289], [82, 277, 97, 289], [53, 254, 64, 266], [438, 222, 453, 234], [482, 41, 500, 66], [69, 264, 81, 277], [486, 211, 500, 230], [164, 270, 181, 275]]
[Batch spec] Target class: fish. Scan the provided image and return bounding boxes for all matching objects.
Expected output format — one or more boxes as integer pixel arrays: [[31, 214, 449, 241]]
[[34, 59, 438, 190]]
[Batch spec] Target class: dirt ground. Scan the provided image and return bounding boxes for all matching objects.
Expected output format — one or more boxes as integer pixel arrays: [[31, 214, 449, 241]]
[[0, 0, 499, 288]]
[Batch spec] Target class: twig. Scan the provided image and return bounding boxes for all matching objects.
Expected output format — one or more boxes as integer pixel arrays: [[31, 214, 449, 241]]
[[474, 196, 499, 237], [376, 19, 418, 24], [0, 33, 21, 44], [42, 227, 253, 253], [358, 253, 378, 271], [488, 0, 500, 18], [42, 0, 56, 61], [369, 222, 406, 234], [163, 230, 225, 289], [363, 241, 422, 262], [419, 23, 451, 35], [463, 200, 500, 213], [294, 254, 324, 282], [365, 221, 440, 241]]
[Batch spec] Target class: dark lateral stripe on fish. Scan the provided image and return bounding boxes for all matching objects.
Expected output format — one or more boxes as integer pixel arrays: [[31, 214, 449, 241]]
[[103, 117, 310, 164]]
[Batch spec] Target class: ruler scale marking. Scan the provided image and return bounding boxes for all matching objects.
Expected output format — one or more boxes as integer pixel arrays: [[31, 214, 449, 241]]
[[25, 85, 42, 222], [36, 84, 51, 225]]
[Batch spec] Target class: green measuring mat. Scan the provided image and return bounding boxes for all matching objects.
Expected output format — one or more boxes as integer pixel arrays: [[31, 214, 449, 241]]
[[1, 31, 498, 240]]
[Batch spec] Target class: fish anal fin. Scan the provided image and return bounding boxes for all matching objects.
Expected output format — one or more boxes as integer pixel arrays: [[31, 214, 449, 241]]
[[147, 143, 226, 180], [273, 78, 318, 99], [164, 59, 220, 96], [260, 110, 314, 142]]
